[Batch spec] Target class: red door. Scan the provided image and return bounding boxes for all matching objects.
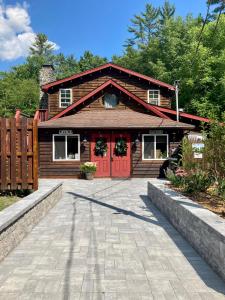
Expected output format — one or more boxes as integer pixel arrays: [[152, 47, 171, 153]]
[[111, 133, 131, 178], [91, 133, 111, 177]]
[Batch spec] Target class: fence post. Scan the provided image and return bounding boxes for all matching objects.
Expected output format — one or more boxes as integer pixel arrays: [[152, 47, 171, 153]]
[[0, 118, 7, 190], [33, 119, 38, 190]]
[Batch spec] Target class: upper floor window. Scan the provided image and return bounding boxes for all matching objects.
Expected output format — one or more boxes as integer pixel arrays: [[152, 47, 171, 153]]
[[104, 93, 118, 108], [59, 89, 72, 108], [148, 90, 160, 105]]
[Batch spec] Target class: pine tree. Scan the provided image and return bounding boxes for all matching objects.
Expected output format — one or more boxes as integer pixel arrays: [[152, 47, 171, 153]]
[[160, 1, 176, 24], [29, 33, 55, 58]]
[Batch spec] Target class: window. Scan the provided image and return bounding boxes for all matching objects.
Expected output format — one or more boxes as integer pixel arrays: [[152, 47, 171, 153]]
[[142, 134, 168, 160], [148, 90, 160, 105], [59, 89, 72, 108], [53, 134, 80, 160], [104, 93, 118, 108]]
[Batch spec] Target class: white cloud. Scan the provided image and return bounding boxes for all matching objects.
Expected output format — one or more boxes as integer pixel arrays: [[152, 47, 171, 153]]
[[0, 2, 59, 61]]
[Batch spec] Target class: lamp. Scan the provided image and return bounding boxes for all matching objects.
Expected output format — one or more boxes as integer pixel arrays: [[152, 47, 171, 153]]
[[83, 136, 87, 143]]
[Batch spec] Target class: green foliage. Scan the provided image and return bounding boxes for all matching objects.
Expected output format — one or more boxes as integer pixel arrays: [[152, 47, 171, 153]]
[[183, 170, 212, 194], [166, 168, 184, 187], [78, 51, 107, 72], [203, 121, 225, 180], [30, 33, 55, 58], [113, 3, 225, 119], [181, 137, 197, 171]]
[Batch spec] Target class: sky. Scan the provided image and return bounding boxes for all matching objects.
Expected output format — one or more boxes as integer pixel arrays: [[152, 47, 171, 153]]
[[0, 0, 207, 71]]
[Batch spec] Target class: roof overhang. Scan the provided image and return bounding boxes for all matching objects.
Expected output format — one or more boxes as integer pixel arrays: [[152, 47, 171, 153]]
[[39, 110, 195, 130]]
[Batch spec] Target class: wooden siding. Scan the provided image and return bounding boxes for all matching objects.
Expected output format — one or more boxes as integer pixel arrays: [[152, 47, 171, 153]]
[[48, 69, 173, 118], [39, 129, 183, 178]]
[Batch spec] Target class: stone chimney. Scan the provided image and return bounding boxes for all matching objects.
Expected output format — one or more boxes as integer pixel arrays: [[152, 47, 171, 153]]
[[39, 64, 56, 109]]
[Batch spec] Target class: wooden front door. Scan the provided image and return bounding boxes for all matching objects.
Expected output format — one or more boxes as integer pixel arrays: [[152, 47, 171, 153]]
[[111, 133, 131, 178], [91, 133, 111, 177], [91, 133, 131, 178]]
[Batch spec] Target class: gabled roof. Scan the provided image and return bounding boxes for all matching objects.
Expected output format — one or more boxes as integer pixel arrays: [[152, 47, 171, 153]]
[[51, 79, 170, 120], [42, 62, 175, 92], [39, 110, 194, 129]]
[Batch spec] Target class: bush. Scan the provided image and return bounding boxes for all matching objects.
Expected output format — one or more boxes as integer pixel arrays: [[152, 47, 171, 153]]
[[183, 170, 212, 194], [80, 162, 97, 173], [217, 179, 225, 199], [166, 168, 184, 187]]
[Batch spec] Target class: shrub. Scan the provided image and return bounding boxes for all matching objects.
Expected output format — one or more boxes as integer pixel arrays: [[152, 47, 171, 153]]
[[217, 179, 225, 199], [80, 162, 97, 173], [183, 170, 212, 194], [166, 168, 184, 187]]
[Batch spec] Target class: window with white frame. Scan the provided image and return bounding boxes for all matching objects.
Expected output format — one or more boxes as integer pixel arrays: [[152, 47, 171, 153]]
[[53, 134, 80, 160], [148, 90, 160, 105], [142, 134, 168, 160], [59, 89, 72, 108]]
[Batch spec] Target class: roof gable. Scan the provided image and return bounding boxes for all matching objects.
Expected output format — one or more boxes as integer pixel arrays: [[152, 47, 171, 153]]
[[50, 79, 170, 120], [42, 63, 175, 92]]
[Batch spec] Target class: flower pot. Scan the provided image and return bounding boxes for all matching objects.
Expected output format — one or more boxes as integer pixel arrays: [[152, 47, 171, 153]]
[[85, 172, 94, 180]]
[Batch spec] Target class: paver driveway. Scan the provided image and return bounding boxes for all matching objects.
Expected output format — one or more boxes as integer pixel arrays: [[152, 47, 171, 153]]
[[0, 179, 225, 300]]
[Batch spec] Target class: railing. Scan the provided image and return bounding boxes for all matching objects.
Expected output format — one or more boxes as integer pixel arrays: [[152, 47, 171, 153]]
[[34, 109, 48, 122], [0, 117, 38, 191]]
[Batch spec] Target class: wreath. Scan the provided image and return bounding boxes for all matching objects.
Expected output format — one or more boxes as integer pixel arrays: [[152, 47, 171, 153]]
[[95, 138, 108, 156], [115, 138, 127, 156]]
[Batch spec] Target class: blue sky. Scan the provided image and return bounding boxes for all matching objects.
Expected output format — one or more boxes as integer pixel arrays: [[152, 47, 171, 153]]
[[0, 0, 207, 71]]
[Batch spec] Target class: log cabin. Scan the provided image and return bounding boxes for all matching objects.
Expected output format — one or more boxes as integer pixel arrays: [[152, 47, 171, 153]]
[[37, 63, 207, 178]]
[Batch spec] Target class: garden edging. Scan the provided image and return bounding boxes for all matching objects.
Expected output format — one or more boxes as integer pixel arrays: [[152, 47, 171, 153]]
[[148, 180, 225, 282], [0, 180, 63, 261]]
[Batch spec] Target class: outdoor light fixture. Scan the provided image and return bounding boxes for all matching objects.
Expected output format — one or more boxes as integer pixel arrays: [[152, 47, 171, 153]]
[[83, 136, 87, 143]]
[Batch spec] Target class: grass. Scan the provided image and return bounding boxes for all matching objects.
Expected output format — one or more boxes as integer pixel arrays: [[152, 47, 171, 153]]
[[0, 196, 20, 211]]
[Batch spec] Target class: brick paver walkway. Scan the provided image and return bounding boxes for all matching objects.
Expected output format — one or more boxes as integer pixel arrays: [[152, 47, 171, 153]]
[[0, 179, 225, 300]]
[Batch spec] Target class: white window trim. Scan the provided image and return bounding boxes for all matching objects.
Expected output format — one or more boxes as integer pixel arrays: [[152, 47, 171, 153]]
[[142, 134, 169, 161], [52, 134, 80, 161], [147, 90, 161, 106], [59, 88, 73, 108]]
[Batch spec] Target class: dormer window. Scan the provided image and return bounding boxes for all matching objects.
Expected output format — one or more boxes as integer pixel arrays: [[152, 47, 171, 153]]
[[104, 93, 118, 108], [148, 90, 160, 105], [59, 89, 72, 108]]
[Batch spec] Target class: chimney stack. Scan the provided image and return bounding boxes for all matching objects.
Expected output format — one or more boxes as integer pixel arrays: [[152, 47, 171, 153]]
[[39, 64, 56, 109]]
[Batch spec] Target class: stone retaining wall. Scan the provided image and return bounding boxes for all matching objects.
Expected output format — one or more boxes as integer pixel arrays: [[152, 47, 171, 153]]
[[148, 180, 225, 282], [0, 181, 62, 261]]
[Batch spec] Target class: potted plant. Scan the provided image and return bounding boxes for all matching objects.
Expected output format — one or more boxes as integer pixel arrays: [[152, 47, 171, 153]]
[[80, 162, 97, 180]]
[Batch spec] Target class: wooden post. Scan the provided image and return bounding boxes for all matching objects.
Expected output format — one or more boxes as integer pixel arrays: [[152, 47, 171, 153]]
[[21, 118, 28, 190], [0, 119, 7, 190], [33, 119, 38, 190], [10, 118, 17, 190]]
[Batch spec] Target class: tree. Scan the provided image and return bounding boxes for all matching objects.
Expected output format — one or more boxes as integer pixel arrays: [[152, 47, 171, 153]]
[[126, 4, 159, 47], [78, 51, 108, 72], [30, 33, 55, 59], [159, 1, 176, 24]]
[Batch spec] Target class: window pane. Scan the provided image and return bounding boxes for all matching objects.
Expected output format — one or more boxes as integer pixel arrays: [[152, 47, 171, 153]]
[[67, 136, 79, 160], [156, 136, 167, 159], [104, 94, 118, 108], [54, 136, 66, 159], [143, 136, 154, 159]]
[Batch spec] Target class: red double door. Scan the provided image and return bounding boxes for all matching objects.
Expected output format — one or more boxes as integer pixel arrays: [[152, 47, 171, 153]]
[[91, 133, 131, 178]]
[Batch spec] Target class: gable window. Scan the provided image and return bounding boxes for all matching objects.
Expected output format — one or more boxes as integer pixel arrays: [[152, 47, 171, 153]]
[[142, 134, 168, 160], [53, 134, 80, 160], [59, 89, 72, 108], [104, 93, 118, 108], [148, 90, 160, 105]]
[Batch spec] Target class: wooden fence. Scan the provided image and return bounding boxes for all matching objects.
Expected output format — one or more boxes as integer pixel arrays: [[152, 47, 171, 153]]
[[0, 118, 38, 191]]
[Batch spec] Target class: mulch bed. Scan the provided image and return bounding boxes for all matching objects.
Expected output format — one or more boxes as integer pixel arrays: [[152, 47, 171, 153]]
[[167, 184, 225, 219]]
